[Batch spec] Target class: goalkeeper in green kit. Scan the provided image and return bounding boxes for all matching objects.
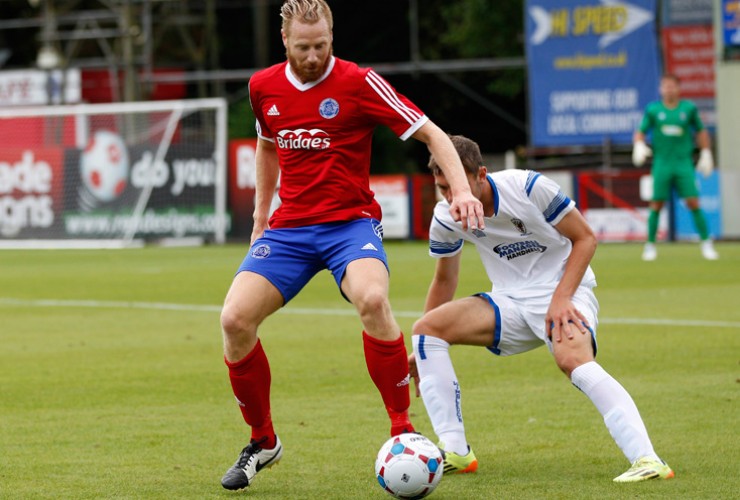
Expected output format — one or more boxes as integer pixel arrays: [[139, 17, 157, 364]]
[[632, 74, 718, 261]]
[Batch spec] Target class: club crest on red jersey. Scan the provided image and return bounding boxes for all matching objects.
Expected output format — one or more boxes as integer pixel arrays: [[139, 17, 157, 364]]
[[319, 98, 339, 119]]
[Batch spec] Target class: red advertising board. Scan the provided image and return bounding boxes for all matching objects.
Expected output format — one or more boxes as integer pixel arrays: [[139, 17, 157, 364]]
[[370, 174, 409, 239], [228, 138, 258, 238], [0, 116, 78, 149], [662, 25, 715, 98], [81, 69, 186, 103], [409, 174, 436, 240], [0, 147, 65, 237]]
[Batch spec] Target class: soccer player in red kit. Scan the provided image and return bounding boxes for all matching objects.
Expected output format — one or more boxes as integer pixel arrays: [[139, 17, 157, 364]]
[[218, 0, 485, 491]]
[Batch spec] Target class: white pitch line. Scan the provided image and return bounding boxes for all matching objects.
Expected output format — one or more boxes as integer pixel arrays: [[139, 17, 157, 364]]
[[0, 297, 739, 329], [0, 297, 222, 313]]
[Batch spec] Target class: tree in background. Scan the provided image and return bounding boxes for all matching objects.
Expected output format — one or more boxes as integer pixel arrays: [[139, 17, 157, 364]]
[[427, 0, 525, 99]]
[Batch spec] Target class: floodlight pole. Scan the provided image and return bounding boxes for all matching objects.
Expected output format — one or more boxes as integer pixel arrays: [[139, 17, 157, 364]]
[[409, 0, 420, 77]]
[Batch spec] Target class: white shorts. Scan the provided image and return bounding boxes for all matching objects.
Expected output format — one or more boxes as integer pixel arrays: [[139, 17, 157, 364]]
[[476, 286, 599, 357]]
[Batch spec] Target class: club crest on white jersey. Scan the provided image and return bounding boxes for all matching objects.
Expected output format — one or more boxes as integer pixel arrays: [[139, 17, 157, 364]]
[[276, 128, 331, 150], [511, 218, 532, 236]]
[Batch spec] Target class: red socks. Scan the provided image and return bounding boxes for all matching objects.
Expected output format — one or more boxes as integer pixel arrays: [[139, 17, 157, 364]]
[[225, 339, 276, 449], [227, 333, 414, 445], [362, 331, 415, 435]]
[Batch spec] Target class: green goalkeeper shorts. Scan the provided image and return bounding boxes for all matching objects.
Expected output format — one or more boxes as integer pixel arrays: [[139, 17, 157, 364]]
[[651, 159, 699, 201]]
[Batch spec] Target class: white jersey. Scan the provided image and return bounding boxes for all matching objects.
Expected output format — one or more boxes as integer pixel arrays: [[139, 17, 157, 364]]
[[429, 170, 596, 296]]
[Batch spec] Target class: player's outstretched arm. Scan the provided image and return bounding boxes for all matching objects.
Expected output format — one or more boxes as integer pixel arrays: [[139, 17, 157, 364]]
[[412, 122, 485, 231], [251, 139, 280, 244], [424, 253, 462, 313]]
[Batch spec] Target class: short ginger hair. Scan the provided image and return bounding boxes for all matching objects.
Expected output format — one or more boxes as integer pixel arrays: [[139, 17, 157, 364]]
[[281, 0, 333, 35]]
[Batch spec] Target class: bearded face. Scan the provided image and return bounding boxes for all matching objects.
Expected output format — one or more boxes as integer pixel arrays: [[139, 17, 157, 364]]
[[283, 17, 333, 84]]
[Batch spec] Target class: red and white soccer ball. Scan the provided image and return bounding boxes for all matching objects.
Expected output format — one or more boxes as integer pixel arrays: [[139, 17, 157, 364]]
[[375, 433, 443, 499], [80, 130, 129, 203]]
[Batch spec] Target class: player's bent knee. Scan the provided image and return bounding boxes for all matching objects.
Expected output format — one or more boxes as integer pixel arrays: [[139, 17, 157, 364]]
[[411, 316, 428, 336], [220, 306, 253, 338], [355, 287, 391, 316], [411, 315, 444, 339], [554, 352, 593, 376]]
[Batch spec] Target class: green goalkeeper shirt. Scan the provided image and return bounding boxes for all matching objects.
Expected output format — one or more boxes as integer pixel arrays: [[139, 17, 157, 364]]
[[638, 99, 704, 164]]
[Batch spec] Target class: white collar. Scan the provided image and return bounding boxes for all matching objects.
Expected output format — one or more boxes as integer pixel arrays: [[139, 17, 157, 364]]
[[285, 56, 335, 91]]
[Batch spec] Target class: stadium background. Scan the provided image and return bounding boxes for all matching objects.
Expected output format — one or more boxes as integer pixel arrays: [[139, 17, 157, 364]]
[[1, 2, 739, 498], [0, 0, 738, 243]]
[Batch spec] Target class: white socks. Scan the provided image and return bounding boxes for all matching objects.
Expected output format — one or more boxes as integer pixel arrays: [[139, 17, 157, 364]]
[[412, 334, 469, 455], [412, 337, 659, 463], [571, 361, 658, 463]]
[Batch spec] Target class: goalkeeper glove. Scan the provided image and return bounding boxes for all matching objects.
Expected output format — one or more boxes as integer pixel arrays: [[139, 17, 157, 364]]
[[632, 140, 652, 167], [696, 148, 714, 178]]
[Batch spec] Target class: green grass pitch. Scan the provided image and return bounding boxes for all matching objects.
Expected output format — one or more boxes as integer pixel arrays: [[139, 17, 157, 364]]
[[1, 241, 738, 499]]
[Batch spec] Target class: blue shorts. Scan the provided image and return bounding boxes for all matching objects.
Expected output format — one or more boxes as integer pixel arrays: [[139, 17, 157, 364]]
[[237, 218, 389, 304]]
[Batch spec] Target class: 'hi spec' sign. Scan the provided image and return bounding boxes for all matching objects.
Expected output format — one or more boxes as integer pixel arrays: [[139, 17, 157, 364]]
[[525, 0, 661, 147]]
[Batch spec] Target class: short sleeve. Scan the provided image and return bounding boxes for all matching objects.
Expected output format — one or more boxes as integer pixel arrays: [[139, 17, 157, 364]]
[[687, 101, 705, 132], [428, 206, 464, 258], [249, 82, 273, 141], [524, 171, 575, 226], [638, 104, 654, 133]]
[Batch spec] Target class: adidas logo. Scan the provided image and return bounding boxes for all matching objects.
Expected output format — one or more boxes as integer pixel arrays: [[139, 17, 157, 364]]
[[267, 104, 280, 116], [361, 243, 378, 251]]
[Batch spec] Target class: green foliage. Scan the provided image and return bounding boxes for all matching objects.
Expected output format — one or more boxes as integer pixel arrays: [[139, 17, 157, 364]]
[[228, 96, 257, 140], [371, 127, 421, 174], [436, 0, 524, 58], [0, 242, 738, 498], [419, 0, 526, 98]]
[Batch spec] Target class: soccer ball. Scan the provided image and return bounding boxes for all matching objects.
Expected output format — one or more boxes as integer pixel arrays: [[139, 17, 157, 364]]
[[375, 433, 443, 499], [80, 130, 129, 203]]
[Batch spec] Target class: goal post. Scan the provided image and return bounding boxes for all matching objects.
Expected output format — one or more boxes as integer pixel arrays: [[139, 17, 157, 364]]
[[0, 98, 228, 248]]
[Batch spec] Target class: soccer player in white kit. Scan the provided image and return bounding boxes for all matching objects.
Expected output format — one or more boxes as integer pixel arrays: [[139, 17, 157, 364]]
[[409, 135, 674, 482]]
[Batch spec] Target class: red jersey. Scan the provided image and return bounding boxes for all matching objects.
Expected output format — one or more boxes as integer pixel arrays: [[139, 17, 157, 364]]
[[249, 56, 428, 228]]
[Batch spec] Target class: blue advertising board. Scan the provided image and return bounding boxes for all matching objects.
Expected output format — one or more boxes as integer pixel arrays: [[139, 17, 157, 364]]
[[525, 0, 661, 147], [673, 171, 722, 240], [723, 0, 740, 46]]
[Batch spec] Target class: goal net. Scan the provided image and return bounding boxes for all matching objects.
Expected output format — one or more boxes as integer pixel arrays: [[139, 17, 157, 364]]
[[0, 98, 228, 248]]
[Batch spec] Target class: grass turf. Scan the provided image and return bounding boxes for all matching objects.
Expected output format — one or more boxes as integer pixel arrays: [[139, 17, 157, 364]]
[[0, 241, 738, 499]]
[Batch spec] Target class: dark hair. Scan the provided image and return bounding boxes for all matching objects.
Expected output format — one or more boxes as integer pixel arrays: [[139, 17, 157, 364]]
[[662, 73, 680, 84], [428, 135, 483, 176]]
